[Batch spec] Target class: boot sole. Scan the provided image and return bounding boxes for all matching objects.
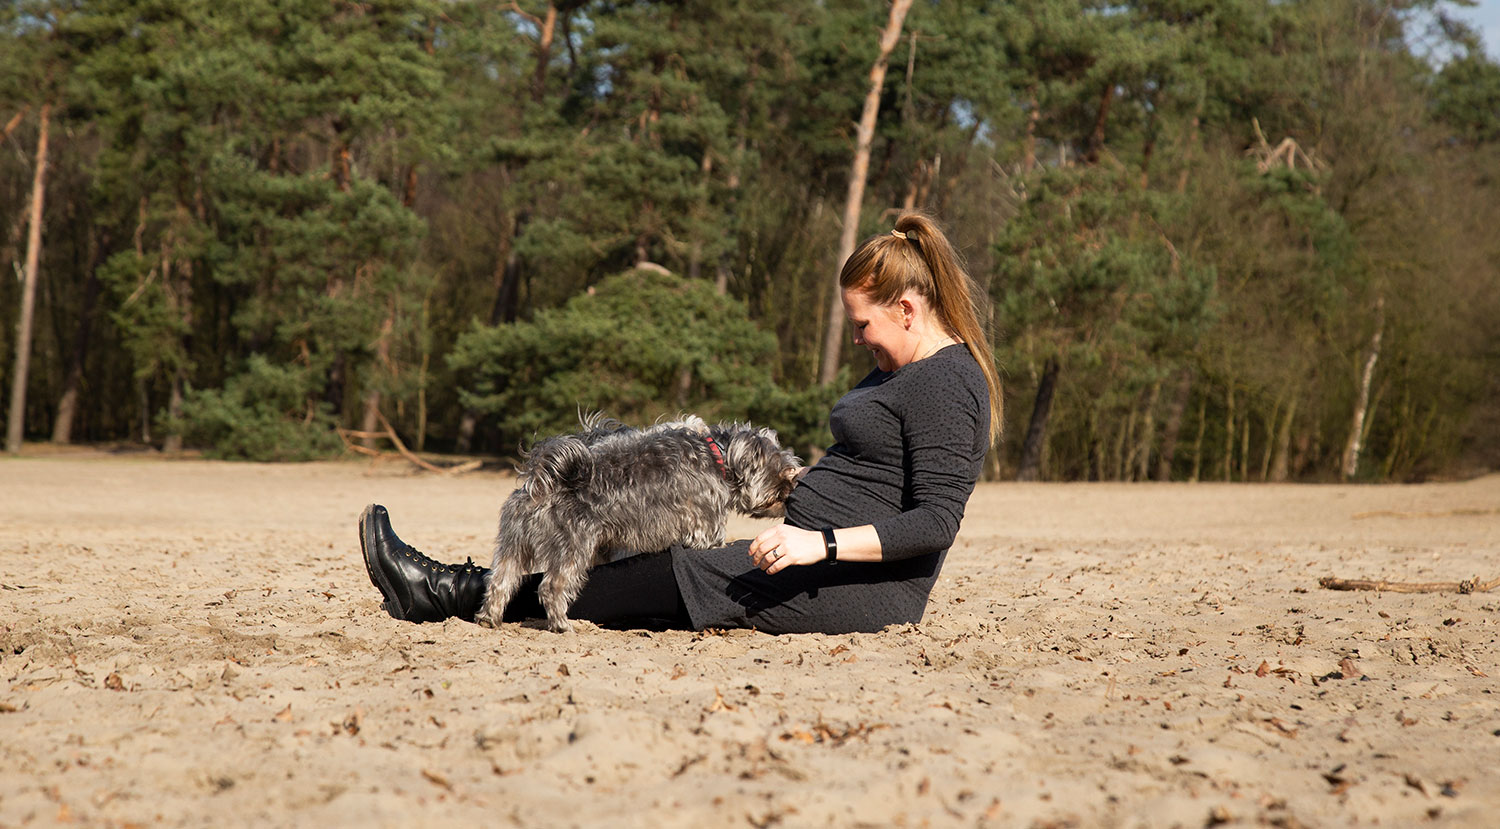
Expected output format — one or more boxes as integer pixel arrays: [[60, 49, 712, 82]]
[[358, 504, 403, 619]]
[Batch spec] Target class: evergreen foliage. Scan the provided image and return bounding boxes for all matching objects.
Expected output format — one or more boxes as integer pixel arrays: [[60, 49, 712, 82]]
[[449, 267, 833, 454], [174, 356, 344, 462], [2, 0, 1497, 478]]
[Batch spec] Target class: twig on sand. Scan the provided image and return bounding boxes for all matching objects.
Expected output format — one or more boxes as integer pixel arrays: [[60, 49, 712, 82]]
[[1318, 575, 1500, 594], [1352, 508, 1499, 520], [335, 412, 481, 476]]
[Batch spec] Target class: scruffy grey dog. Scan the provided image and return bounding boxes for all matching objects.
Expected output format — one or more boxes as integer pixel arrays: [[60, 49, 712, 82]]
[[474, 414, 802, 632]]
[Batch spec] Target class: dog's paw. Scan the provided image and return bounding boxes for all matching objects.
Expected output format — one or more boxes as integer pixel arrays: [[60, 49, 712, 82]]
[[545, 616, 575, 634], [473, 609, 502, 629]]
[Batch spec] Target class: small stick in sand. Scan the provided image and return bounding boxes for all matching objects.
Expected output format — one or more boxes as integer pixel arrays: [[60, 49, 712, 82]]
[[1318, 575, 1500, 594]]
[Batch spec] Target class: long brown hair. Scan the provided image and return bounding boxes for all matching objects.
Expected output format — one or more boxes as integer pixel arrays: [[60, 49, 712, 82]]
[[839, 212, 1004, 442]]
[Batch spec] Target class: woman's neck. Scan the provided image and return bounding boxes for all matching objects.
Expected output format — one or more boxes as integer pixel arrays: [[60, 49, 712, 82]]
[[909, 333, 957, 365]]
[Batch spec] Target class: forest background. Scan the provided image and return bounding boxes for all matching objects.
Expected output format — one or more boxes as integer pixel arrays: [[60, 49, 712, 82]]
[[3, 0, 1498, 482]]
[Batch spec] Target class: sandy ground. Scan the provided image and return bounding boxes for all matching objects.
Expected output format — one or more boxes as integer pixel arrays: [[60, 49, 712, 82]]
[[1, 452, 1498, 828]]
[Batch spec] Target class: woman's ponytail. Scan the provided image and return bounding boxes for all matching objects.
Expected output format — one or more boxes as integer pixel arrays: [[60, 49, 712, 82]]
[[841, 212, 1004, 443]]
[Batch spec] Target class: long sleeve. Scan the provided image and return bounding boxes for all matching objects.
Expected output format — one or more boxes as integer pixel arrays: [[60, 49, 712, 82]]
[[870, 360, 988, 560]]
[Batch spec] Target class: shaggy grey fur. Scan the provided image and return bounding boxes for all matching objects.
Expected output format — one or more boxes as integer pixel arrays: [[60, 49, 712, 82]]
[[474, 415, 802, 632]]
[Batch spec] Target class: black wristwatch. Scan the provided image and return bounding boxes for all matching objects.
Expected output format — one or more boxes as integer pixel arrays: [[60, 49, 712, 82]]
[[820, 527, 838, 564]]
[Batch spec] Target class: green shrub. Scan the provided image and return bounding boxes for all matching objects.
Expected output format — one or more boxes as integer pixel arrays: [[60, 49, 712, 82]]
[[450, 267, 827, 452], [176, 357, 344, 461]]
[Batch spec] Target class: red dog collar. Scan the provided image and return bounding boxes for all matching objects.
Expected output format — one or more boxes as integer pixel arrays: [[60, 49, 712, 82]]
[[704, 435, 728, 480]]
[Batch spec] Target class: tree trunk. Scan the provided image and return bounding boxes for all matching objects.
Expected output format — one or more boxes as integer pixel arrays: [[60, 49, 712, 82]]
[[1238, 410, 1250, 482], [689, 150, 712, 280], [455, 411, 479, 454], [1086, 83, 1114, 164], [402, 165, 418, 209], [1133, 379, 1161, 481], [6, 104, 50, 455], [334, 139, 351, 192], [901, 161, 920, 212], [1221, 381, 1235, 482], [1023, 89, 1039, 173], [1155, 368, 1193, 480], [1087, 409, 1104, 482], [1270, 397, 1296, 482], [1016, 356, 1059, 481], [415, 295, 431, 453], [1341, 297, 1384, 480], [52, 234, 105, 444], [360, 390, 381, 450], [360, 306, 395, 450], [1113, 407, 1134, 481], [325, 354, 347, 419], [136, 377, 151, 444], [1357, 379, 1387, 476], [1189, 399, 1205, 483], [162, 368, 185, 453], [530, 2, 558, 103], [817, 0, 914, 386], [1259, 399, 1280, 482], [1291, 431, 1312, 479], [160, 218, 194, 454]]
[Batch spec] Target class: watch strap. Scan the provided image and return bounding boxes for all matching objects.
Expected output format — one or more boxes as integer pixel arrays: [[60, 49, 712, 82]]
[[820, 527, 837, 564]]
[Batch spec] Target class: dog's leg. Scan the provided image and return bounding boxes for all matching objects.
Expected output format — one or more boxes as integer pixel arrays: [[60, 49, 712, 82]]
[[475, 548, 529, 628], [536, 525, 599, 633], [536, 573, 577, 634], [475, 506, 531, 629]]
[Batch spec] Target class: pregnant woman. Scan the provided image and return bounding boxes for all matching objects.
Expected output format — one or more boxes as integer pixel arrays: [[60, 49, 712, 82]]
[[360, 212, 1002, 634]]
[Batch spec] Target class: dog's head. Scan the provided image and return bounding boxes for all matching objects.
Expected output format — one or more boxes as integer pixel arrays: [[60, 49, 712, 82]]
[[720, 425, 803, 518]]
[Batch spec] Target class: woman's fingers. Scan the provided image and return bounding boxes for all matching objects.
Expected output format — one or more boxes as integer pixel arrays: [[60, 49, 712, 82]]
[[752, 527, 786, 554], [752, 526, 820, 573], [765, 550, 792, 575], [750, 527, 791, 572], [754, 526, 830, 572]]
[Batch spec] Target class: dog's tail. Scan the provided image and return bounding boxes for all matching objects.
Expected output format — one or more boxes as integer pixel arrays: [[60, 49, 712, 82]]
[[521, 435, 593, 496]]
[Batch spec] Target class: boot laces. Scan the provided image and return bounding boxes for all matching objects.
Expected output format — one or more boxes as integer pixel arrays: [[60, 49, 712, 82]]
[[400, 543, 450, 573]]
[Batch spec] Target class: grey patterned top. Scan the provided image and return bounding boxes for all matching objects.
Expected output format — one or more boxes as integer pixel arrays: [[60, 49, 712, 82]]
[[672, 344, 990, 634]]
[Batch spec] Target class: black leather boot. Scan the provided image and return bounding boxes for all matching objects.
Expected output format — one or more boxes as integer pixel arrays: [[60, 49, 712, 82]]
[[359, 504, 488, 623]]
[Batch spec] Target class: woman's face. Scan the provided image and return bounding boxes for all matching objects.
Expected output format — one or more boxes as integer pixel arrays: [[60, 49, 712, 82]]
[[842, 287, 915, 372]]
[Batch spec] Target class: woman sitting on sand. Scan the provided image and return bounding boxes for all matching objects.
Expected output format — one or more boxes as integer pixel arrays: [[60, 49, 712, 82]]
[[360, 213, 1002, 634]]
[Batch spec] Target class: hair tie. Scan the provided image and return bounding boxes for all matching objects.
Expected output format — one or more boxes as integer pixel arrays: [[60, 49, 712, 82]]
[[890, 229, 907, 240]]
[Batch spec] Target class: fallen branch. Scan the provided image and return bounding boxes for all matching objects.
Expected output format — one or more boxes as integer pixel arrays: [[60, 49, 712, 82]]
[[335, 429, 386, 458], [373, 410, 446, 473], [1318, 575, 1500, 594], [335, 416, 481, 476], [1352, 508, 1499, 520]]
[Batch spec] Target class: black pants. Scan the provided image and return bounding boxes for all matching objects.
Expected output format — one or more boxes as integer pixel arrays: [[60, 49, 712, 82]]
[[496, 549, 693, 629]]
